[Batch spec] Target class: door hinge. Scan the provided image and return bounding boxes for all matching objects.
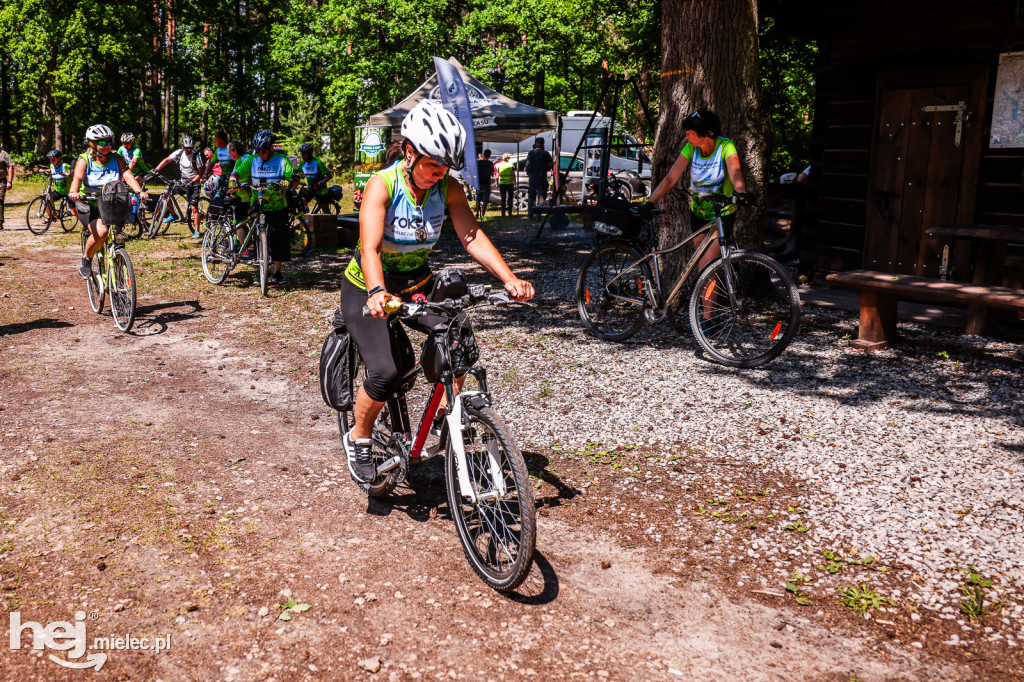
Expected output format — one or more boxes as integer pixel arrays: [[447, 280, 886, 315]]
[[921, 101, 968, 147]]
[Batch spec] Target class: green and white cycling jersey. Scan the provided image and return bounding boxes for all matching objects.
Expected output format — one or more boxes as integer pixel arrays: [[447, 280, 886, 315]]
[[680, 137, 738, 220], [49, 162, 71, 194], [117, 145, 150, 176], [212, 145, 234, 175], [300, 158, 329, 195], [76, 152, 122, 207], [344, 161, 449, 289], [232, 153, 293, 211]]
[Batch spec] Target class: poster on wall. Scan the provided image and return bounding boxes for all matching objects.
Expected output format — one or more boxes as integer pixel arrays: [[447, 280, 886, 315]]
[[354, 125, 391, 212], [991, 52, 1024, 148]]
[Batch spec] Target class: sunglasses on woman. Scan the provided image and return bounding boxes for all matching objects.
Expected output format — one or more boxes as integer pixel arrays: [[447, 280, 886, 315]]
[[95, 140, 113, 147]]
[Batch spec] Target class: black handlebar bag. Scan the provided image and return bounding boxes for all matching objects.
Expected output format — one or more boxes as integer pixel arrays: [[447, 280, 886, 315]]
[[99, 181, 133, 225]]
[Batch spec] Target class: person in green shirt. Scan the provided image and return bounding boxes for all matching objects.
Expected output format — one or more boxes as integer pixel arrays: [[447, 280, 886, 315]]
[[229, 129, 294, 285], [495, 152, 516, 216], [117, 133, 151, 183], [296, 142, 334, 211], [45, 149, 72, 221]]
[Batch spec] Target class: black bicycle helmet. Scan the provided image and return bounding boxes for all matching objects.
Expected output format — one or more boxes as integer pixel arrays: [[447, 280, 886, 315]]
[[252, 129, 275, 151], [46, 149, 62, 158], [298, 142, 314, 153], [682, 109, 721, 139]]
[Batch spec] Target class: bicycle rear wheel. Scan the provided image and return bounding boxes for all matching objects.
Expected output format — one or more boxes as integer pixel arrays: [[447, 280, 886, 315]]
[[148, 199, 165, 239], [257, 225, 270, 296], [445, 404, 535, 592], [576, 239, 650, 342], [201, 220, 235, 284], [689, 251, 800, 368], [81, 230, 103, 314], [26, 197, 50, 235], [110, 248, 137, 333]]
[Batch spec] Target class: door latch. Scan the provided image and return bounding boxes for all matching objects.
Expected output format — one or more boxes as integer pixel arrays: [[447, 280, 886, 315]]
[[873, 189, 898, 213], [921, 101, 968, 147]]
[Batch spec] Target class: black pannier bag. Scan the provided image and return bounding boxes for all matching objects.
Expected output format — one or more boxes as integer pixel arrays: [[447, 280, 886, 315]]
[[99, 180, 133, 225], [319, 308, 360, 411], [584, 195, 644, 237], [327, 185, 344, 201], [429, 268, 468, 302], [420, 317, 479, 384]]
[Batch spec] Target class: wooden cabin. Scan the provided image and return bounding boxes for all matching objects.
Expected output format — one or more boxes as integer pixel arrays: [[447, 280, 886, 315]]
[[764, 1, 1024, 292]]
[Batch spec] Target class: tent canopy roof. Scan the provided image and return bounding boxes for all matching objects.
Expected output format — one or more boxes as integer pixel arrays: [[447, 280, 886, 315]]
[[367, 58, 558, 143]]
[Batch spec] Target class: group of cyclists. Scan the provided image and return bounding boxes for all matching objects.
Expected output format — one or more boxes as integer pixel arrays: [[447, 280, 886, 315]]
[[43, 124, 337, 286]]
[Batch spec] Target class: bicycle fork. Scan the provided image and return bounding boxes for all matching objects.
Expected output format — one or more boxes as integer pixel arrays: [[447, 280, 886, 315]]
[[444, 369, 505, 505]]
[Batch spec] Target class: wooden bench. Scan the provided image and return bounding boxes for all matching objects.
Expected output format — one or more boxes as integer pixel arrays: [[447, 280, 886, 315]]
[[825, 270, 1024, 350]]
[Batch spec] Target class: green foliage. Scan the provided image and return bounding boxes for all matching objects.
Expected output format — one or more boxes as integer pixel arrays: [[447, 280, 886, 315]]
[[836, 583, 893, 613], [759, 17, 817, 177]]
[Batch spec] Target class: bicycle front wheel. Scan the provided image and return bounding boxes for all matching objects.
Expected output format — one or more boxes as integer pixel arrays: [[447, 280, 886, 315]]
[[201, 220, 235, 284], [445, 404, 535, 593], [258, 227, 270, 296], [148, 200, 165, 239], [26, 197, 50, 235], [689, 251, 800, 368], [576, 240, 650, 342], [82, 230, 103, 314], [110, 248, 137, 333]]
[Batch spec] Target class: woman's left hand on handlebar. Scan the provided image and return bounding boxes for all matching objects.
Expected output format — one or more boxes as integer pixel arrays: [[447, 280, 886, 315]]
[[504, 278, 534, 302]]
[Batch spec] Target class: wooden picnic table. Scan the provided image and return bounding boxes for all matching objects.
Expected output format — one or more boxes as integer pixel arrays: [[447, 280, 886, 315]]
[[926, 224, 1024, 334]]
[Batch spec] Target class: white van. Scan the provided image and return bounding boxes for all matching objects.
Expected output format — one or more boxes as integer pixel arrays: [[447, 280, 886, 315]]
[[485, 111, 652, 188]]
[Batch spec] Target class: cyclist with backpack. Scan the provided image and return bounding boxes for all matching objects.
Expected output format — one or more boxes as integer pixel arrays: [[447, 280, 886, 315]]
[[153, 135, 206, 239], [340, 100, 534, 483], [296, 142, 334, 209], [70, 124, 149, 278], [229, 129, 294, 284], [117, 133, 151, 183]]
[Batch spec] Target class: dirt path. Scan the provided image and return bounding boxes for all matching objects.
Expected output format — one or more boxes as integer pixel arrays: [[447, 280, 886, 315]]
[[0, 215, 986, 680]]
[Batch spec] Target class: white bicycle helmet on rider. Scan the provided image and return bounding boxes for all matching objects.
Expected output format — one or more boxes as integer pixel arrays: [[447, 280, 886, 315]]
[[400, 100, 467, 172], [121, 132, 135, 145], [85, 124, 115, 142], [181, 135, 194, 148]]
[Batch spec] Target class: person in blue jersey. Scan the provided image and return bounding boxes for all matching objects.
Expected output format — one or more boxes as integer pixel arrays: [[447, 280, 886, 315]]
[[340, 100, 534, 483], [44, 150, 72, 220], [69, 124, 149, 279]]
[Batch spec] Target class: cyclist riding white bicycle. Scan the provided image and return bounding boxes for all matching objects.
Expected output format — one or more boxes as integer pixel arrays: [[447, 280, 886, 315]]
[[340, 99, 534, 483], [70, 124, 149, 279], [153, 135, 205, 239]]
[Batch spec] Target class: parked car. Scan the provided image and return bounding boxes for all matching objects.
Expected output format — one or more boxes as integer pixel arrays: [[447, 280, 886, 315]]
[[484, 152, 647, 211]]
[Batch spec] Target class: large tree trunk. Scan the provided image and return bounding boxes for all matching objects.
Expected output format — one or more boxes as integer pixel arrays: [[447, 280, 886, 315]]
[[1, 51, 10, 151], [653, 0, 770, 262]]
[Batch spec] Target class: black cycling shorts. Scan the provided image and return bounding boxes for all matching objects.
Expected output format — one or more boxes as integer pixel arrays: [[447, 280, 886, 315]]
[[183, 181, 202, 206]]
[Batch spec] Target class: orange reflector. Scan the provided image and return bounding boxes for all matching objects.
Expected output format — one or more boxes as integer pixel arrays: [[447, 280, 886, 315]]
[[585, 289, 591, 306], [770, 322, 782, 341], [637, 278, 643, 294], [704, 280, 717, 299]]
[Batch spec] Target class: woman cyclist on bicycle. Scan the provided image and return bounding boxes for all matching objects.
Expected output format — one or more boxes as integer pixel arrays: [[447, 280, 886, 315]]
[[341, 99, 534, 483], [647, 109, 751, 268], [45, 150, 71, 220], [70, 124, 149, 279]]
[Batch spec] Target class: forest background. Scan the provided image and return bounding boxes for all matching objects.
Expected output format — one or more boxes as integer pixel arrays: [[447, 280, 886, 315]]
[[0, 0, 815, 177]]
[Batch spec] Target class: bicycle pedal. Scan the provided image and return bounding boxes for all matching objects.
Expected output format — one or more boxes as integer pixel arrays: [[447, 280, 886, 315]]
[[375, 456, 402, 475]]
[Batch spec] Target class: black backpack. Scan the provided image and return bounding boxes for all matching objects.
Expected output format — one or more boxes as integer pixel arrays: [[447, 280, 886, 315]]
[[318, 308, 360, 411], [99, 180, 133, 225]]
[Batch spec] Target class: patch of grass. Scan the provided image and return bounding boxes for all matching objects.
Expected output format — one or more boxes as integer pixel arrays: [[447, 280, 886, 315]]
[[958, 566, 1004, 623], [836, 583, 893, 612], [785, 569, 813, 606]]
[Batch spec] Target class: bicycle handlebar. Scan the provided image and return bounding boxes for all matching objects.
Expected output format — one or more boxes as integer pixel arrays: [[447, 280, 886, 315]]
[[362, 286, 530, 318]]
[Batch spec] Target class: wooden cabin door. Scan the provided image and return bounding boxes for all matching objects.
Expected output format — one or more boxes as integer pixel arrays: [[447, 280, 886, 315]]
[[864, 84, 969, 275]]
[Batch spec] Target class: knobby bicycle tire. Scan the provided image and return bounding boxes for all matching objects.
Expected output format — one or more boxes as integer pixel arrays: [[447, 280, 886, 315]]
[[26, 197, 49, 235], [289, 216, 311, 258], [59, 201, 75, 232], [82, 229, 104, 314], [148, 199, 165, 239], [201, 220, 235, 285], [576, 239, 651, 342], [258, 227, 270, 296], [445, 404, 535, 592], [110, 248, 137, 333], [688, 251, 800, 368]]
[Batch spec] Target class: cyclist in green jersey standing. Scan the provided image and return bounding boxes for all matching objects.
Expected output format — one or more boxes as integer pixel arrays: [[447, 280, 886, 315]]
[[45, 150, 71, 220], [229, 130, 294, 285], [117, 133, 151, 183], [70, 124, 149, 278], [495, 152, 516, 217], [296, 142, 333, 209]]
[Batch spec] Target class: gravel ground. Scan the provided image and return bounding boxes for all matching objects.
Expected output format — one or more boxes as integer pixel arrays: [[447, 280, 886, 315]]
[[439, 219, 1024, 649]]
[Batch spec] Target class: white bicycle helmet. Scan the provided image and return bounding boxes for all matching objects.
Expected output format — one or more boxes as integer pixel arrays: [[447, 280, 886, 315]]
[[121, 132, 135, 145], [85, 124, 115, 142], [181, 135, 194, 148], [400, 100, 466, 171]]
